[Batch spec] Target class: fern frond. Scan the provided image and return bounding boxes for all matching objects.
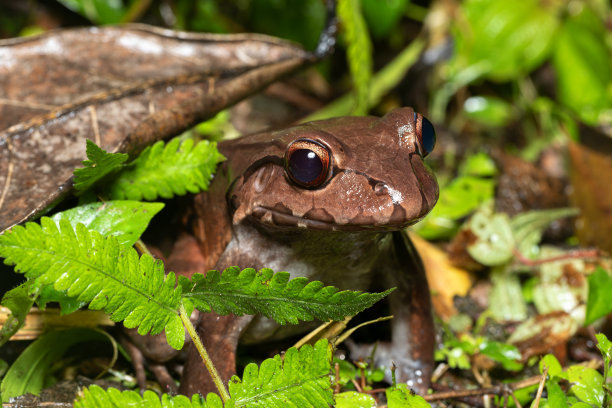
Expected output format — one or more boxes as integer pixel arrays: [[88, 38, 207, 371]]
[[180, 267, 393, 325], [73, 140, 128, 192], [74, 385, 222, 408], [228, 338, 333, 407], [106, 138, 224, 201], [0, 218, 184, 349]]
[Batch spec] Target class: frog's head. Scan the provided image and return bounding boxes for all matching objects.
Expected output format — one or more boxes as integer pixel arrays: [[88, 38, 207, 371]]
[[225, 107, 439, 231]]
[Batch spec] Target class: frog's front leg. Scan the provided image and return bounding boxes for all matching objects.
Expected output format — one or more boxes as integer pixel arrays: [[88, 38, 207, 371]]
[[179, 313, 253, 396], [381, 231, 435, 393]]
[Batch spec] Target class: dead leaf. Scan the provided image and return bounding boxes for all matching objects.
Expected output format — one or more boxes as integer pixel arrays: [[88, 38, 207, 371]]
[[409, 232, 474, 320], [0, 25, 316, 232], [569, 124, 612, 254]]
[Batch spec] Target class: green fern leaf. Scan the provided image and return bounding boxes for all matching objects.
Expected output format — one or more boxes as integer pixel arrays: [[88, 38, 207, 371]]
[[73, 140, 128, 192], [106, 138, 224, 201], [74, 385, 222, 407], [0, 218, 184, 349], [228, 338, 333, 408], [180, 267, 393, 325]]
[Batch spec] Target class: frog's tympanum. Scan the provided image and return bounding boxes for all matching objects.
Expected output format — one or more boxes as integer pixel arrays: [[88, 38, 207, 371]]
[[165, 107, 438, 395]]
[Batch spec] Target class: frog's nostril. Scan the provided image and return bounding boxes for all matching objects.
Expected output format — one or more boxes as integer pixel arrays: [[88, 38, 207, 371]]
[[374, 182, 387, 196]]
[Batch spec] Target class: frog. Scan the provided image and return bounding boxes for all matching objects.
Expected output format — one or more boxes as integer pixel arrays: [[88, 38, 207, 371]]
[[155, 107, 439, 396]]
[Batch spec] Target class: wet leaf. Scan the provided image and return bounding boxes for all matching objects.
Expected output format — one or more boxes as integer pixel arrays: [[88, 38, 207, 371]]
[[0, 25, 315, 233], [386, 383, 432, 407], [466, 204, 514, 266], [585, 267, 612, 325], [566, 365, 604, 406], [335, 391, 377, 408], [489, 267, 526, 321], [553, 8, 612, 124], [539, 354, 563, 377], [462, 96, 515, 127]]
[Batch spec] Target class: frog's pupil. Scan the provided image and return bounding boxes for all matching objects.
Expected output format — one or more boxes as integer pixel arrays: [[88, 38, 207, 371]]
[[289, 149, 323, 184], [420, 116, 436, 156]]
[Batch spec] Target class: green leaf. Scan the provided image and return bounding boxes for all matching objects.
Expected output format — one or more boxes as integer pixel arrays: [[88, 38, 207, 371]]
[[335, 391, 377, 408], [553, 8, 612, 124], [361, 0, 408, 39], [539, 354, 563, 377], [304, 39, 424, 122], [106, 138, 224, 201], [73, 140, 128, 193], [466, 204, 514, 266], [510, 208, 579, 260], [585, 267, 612, 325], [546, 380, 569, 408], [338, 0, 373, 115], [596, 332, 611, 362], [386, 383, 432, 407], [0, 282, 35, 347], [0, 218, 184, 349], [453, 0, 559, 81], [51, 201, 164, 247], [228, 338, 333, 407], [478, 340, 523, 371], [56, 0, 127, 24], [462, 96, 515, 128], [74, 385, 221, 408], [180, 267, 393, 325], [1, 328, 110, 402], [566, 365, 604, 405]]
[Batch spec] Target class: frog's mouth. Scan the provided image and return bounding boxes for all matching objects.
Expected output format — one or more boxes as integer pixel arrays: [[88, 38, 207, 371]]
[[250, 205, 419, 232]]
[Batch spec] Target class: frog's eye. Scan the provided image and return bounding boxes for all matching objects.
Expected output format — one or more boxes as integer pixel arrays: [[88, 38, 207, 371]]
[[415, 112, 436, 157], [285, 139, 331, 188]]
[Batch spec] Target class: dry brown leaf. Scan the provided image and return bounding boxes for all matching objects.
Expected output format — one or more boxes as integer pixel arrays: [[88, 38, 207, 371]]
[[0, 25, 316, 232]]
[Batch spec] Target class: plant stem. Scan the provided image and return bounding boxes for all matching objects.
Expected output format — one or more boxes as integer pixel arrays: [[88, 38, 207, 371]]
[[179, 304, 230, 402]]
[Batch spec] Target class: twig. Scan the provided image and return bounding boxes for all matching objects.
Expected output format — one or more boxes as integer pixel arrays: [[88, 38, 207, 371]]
[[424, 374, 542, 402], [513, 247, 600, 266], [532, 365, 548, 408]]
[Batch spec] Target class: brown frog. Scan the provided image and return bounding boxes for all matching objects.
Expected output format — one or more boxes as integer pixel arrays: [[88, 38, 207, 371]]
[[160, 107, 439, 395]]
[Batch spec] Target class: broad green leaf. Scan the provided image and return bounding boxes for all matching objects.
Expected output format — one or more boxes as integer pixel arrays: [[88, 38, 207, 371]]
[[566, 365, 604, 405], [228, 339, 333, 408], [459, 152, 498, 177], [51, 201, 164, 247], [467, 205, 514, 266], [463, 96, 515, 127], [553, 8, 612, 124], [73, 140, 128, 193], [452, 0, 559, 81], [180, 267, 393, 325], [106, 138, 224, 201], [0, 282, 35, 347], [335, 391, 376, 408], [361, 0, 408, 39], [596, 332, 611, 361], [478, 340, 522, 371], [74, 385, 220, 408], [386, 383, 432, 407], [338, 0, 373, 115], [414, 175, 495, 239], [585, 267, 612, 325], [539, 354, 562, 377], [0, 218, 184, 349], [1, 328, 110, 402], [546, 380, 569, 408]]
